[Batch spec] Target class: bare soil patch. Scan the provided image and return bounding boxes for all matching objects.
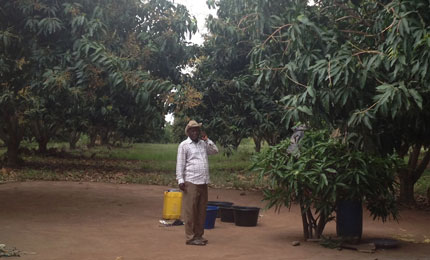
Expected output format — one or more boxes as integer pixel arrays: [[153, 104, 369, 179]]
[[1, 181, 429, 260]]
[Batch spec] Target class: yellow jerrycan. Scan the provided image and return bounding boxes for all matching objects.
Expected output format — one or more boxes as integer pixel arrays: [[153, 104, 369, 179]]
[[162, 189, 182, 220]]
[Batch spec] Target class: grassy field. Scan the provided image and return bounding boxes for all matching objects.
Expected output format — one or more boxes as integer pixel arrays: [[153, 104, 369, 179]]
[[1, 140, 429, 196], [98, 139, 264, 189], [0, 139, 265, 190]]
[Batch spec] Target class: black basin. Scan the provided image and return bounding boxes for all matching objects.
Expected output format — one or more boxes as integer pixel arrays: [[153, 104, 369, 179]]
[[207, 201, 234, 218], [219, 206, 235, 222], [233, 206, 260, 227]]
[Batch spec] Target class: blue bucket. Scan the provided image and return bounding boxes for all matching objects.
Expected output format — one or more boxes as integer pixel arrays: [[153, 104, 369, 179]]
[[204, 206, 218, 229]]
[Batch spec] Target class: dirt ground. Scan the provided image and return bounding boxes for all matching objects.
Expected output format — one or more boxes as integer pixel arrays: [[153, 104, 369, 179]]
[[0, 181, 429, 260]]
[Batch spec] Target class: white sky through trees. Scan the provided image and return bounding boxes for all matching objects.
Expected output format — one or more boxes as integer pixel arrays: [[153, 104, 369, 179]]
[[165, 1, 314, 124], [166, 1, 216, 124], [172, 0, 217, 45]]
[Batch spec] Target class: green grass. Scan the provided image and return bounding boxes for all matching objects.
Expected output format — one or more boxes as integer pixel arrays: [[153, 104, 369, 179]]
[[1, 140, 429, 195], [0, 139, 265, 190], [75, 138, 264, 189], [104, 140, 263, 189], [109, 143, 179, 172]]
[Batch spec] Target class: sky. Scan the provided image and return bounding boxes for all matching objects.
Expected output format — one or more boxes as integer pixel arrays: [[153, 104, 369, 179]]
[[172, 0, 217, 45], [165, 1, 216, 124], [173, 0, 315, 44], [165, 1, 314, 124]]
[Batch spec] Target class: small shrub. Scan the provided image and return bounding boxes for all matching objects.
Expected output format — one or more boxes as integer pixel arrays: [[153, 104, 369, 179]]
[[253, 129, 400, 239]]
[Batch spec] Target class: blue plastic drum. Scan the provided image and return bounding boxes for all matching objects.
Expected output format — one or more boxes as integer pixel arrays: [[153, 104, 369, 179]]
[[204, 206, 218, 229]]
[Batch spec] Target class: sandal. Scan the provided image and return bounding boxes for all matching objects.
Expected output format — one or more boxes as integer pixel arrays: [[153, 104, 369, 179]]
[[186, 239, 206, 246]]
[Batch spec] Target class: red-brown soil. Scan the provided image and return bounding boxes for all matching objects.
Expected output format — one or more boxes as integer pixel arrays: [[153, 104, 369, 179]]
[[1, 181, 429, 260]]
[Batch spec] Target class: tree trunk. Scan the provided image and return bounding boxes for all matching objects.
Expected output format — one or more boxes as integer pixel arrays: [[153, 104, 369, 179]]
[[398, 145, 430, 204], [316, 213, 328, 239], [100, 129, 110, 146], [306, 208, 314, 238], [6, 137, 20, 167], [37, 138, 49, 154], [264, 133, 279, 146], [69, 131, 81, 150], [253, 135, 262, 152], [31, 120, 57, 154], [399, 176, 415, 204], [300, 204, 310, 239], [233, 138, 241, 150], [88, 128, 97, 147], [1, 113, 24, 166]]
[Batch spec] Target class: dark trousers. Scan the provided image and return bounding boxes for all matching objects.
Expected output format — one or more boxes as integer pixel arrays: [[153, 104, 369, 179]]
[[182, 182, 208, 241]]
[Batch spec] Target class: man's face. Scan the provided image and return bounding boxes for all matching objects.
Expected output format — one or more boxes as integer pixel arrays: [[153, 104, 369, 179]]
[[188, 127, 201, 142]]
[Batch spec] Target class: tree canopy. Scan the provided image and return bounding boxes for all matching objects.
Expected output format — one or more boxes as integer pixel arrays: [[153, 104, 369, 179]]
[[249, 0, 430, 203], [176, 0, 430, 202], [0, 0, 197, 165], [2, 0, 429, 203], [181, 0, 296, 152]]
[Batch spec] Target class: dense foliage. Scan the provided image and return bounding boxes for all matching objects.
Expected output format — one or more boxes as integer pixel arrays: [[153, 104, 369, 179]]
[[181, 0, 294, 152], [253, 129, 399, 239], [180, 0, 430, 202], [2, 0, 429, 204], [0, 0, 197, 165], [250, 0, 430, 203]]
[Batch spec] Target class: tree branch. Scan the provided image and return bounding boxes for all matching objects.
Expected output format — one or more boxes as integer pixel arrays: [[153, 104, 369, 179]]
[[340, 29, 376, 37], [353, 50, 383, 56], [354, 100, 379, 115], [300, 204, 310, 239], [335, 15, 357, 22], [0, 125, 7, 143], [397, 143, 410, 158], [408, 144, 421, 171], [381, 8, 397, 34], [256, 67, 308, 88], [237, 13, 258, 30], [285, 73, 308, 88], [414, 148, 430, 183], [307, 208, 314, 238], [316, 213, 327, 239], [262, 24, 292, 47]]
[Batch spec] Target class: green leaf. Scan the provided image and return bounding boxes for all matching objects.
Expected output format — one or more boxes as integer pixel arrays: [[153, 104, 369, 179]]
[[297, 15, 312, 26], [363, 115, 372, 130], [409, 89, 423, 109], [307, 86, 316, 99], [320, 174, 328, 186], [326, 168, 337, 173], [297, 106, 313, 116]]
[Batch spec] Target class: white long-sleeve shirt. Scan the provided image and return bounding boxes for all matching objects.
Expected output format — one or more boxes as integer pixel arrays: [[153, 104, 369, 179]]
[[176, 137, 219, 185]]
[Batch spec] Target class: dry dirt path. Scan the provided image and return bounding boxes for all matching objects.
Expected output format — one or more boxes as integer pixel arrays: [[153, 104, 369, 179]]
[[0, 181, 429, 260]]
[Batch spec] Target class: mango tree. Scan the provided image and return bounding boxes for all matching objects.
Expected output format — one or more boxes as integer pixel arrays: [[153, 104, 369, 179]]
[[0, 0, 196, 164], [249, 0, 430, 203], [182, 0, 292, 151], [1, 0, 37, 164]]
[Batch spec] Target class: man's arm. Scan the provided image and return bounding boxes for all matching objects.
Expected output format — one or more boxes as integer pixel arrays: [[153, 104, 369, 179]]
[[201, 131, 219, 155], [176, 143, 186, 190], [206, 139, 218, 155]]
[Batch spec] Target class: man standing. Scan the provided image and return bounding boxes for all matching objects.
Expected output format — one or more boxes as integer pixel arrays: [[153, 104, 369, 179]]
[[176, 120, 219, 246]]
